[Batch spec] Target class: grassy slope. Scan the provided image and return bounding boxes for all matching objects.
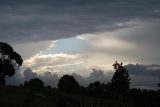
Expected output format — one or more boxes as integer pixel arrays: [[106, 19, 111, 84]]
[[0, 86, 126, 107]]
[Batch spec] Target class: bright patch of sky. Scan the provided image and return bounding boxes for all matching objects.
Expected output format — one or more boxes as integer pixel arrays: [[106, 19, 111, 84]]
[[41, 37, 89, 55]]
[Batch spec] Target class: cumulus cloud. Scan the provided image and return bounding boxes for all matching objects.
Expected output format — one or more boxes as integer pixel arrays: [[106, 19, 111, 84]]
[[73, 64, 160, 90], [6, 64, 160, 90], [6, 67, 59, 87], [24, 53, 84, 75], [72, 69, 113, 86], [6, 67, 112, 87]]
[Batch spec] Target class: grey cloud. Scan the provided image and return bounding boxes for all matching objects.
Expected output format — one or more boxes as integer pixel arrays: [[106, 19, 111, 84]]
[[119, 21, 160, 46], [73, 65, 160, 90], [12, 41, 52, 59], [0, 0, 160, 43], [6, 67, 113, 87], [6, 68, 37, 85], [39, 72, 59, 87], [83, 20, 160, 64], [72, 69, 113, 86], [125, 64, 160, 90], [6, 64, 160, 90], [0, 0, 108, 6], [74, 64, 160, 90], [6, 68, 60, 87], [23, 68, 37, 79], [119, 21, 160, 64]]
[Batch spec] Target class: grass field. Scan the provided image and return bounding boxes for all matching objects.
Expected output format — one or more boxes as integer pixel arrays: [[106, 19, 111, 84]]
[[0, 86, 128, 107]]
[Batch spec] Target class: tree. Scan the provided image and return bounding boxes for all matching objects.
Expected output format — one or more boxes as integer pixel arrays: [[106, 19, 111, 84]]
[[87, 81, 105, 97], [24, 78, 44, 88], [109, 61, 130, 98], [56, 98, 67, 107], [0, 42, 23, 85], [58, 75, 80, 92]]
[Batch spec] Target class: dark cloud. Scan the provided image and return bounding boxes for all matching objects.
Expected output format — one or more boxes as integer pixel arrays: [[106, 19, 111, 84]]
[[0, 0, 160, 43], [73, 65, 160, 90], [6, 68, 59, 87], [6, 68, 37, 85], [0, 0, 108, 6], [72, 69, 113, 86], [6, 64, 160, 90], [125, 64, 160, 89]]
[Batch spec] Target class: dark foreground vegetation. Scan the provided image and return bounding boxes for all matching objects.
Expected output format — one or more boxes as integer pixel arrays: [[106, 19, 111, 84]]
[[0, 42, 160, 107], [0, 86, 122, 107], [0, 86, 160, 107]]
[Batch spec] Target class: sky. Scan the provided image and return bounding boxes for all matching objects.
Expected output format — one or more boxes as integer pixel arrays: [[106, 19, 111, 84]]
[[0, 0, 160, 89]]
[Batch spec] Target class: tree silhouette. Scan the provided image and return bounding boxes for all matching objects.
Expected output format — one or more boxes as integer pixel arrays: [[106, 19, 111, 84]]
[[58, 75, 80, 92], [24, 78, 44, 88], [109, 61, 130, 99], [56, 98, 67, 107], [0, 42, 23, 85], [87, 81, 105, 97]]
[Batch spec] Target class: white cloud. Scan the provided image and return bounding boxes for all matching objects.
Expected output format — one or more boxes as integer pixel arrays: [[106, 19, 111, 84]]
[[84, 34, 135, 50], [24, 53, 84, 74]]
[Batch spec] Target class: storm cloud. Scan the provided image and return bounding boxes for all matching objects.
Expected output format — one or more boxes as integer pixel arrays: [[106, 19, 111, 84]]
[[0, 0, 160, 43]]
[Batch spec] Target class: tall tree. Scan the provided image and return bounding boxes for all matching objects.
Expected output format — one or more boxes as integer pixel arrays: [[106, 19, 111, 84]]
[[109, 61, 130, 99], [0, 42, 23, 85]]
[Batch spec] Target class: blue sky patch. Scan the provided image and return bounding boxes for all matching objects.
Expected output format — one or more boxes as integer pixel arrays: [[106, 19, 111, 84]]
[[42, 37, 88, 55]]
